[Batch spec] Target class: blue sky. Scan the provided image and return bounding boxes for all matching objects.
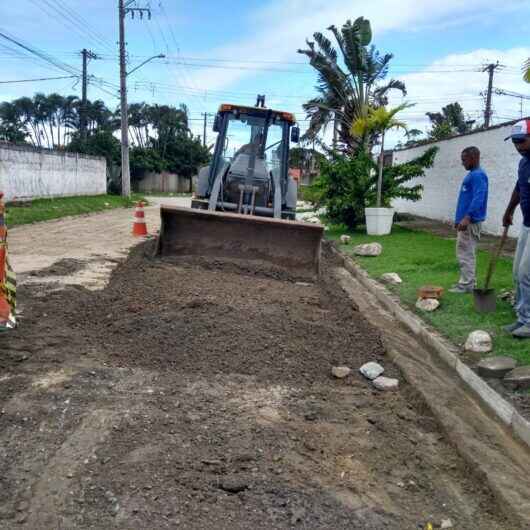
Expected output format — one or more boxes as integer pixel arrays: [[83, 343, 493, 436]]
[[1, 1, 530, 145]]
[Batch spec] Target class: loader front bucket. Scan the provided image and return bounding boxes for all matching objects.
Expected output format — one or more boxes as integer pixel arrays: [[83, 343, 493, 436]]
[[156, 206, 324, 279]]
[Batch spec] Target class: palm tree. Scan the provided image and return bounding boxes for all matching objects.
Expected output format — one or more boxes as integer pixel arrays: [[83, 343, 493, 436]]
[[0, 102, 27, 143], [523, 58, 530, 83], [298, 17, 406, 154], [351, 102, 413, 207], [129, 102, 149, 148], [58, 95, 78, 146], [13, 97, 39, 146]]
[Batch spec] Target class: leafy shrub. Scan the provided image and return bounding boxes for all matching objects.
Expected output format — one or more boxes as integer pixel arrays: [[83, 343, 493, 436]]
[[307, 146, 437, 229]]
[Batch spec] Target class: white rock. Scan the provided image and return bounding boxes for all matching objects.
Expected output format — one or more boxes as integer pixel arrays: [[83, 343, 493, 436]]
[[381, 273, 402, 285], [305, 216, 320, 224], [339, 235, 351, 244], [359, 362, 384, 380], [353, 243, 382, 257], [331, 366, 351, 379], [416, 298, 440, 312], [441, 519, 454, 529], [465, 330, 492, 353], [372, 376, 399, 391], [296, 201, 311, 209]]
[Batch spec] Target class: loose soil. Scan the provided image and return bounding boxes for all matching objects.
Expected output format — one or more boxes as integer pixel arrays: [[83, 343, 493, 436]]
[[0, 244, 520, 529]]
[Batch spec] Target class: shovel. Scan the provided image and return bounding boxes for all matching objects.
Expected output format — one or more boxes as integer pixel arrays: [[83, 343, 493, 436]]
[[473, 226, 509, 313]]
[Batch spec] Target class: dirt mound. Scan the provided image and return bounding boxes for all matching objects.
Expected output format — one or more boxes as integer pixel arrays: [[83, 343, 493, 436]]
[[0, 244, 518, 529], [61, 246, 385, 385]]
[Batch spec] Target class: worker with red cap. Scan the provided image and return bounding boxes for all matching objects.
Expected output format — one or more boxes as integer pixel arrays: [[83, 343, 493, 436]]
[[503, 119, 530, 338]]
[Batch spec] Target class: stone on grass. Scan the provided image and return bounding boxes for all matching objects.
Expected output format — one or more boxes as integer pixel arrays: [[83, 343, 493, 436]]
[[331, 366, 351, 379], [339, 235, 351, 245], [353, 243, 382, 257], [305, 216, 320, 224], [372, 376, 399, 391], [418, 285, 444, 300], [415, 298, 440, 312], [503, 366, 530, 390], [359, 362, 384, 380], [381, 273, 402, 285], [477, 356, 516, 379], [464, 330, 492, 353]]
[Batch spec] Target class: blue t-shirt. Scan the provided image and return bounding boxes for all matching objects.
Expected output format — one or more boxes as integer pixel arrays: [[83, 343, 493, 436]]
[[455, 167, 489, 224], [516, 155, 530, 228]]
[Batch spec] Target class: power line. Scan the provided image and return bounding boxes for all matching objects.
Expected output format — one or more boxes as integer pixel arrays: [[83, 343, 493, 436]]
[[0, 29, 80, 76], [29, 0, 114, 54], [156, 0, 208, 129], [50, 0, 115, 53], [0, 75, 78, 84]]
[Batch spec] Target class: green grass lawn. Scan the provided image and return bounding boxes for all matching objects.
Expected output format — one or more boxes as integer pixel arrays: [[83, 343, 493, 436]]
[[5, 194, 145, 227], [327, 224, 530, 366]]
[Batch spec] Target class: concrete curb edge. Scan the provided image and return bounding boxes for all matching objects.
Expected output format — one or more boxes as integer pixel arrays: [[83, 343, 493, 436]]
[[329, 244, 530, 450]]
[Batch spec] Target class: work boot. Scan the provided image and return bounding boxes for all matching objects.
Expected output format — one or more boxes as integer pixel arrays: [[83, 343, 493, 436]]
[[512, 324, 530, 338], [503, 321, 524, 333], [449, 284, 474, 294]]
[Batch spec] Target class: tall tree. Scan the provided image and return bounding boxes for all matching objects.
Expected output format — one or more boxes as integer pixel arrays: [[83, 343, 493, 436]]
[[426, 102, 473, 140], [0, 102, 27, 143], [298, 17, 406, 154]]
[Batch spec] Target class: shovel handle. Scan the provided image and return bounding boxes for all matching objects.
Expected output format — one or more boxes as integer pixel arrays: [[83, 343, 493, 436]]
[[484, 226, 509, 290]]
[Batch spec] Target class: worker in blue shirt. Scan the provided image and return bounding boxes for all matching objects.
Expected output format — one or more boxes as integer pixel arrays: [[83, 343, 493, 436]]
[[450, 146, 489, 294], [503, 119, 530, 338]]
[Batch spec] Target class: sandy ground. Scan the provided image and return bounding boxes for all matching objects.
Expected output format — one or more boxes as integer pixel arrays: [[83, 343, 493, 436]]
[[9, 196, 190, 281], [0, 200, 526, 528]]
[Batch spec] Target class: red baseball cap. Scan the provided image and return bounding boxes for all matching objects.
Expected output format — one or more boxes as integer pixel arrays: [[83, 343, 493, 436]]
[[505, 119, 530, 141]]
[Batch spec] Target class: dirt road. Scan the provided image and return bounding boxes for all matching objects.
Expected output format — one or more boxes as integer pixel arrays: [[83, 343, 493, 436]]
[[0, 202, 524, 528], [8, 196, 190, 279]]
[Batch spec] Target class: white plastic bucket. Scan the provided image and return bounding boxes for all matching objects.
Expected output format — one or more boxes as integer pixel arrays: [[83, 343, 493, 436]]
[[365, 208, 394, 236]]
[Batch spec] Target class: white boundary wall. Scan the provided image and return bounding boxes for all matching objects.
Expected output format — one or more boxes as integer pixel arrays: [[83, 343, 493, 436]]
[[393, 121, 524, 237], [0, 143, 106, 201]]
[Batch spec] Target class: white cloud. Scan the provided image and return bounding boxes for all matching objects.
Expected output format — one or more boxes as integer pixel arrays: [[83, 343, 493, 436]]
[[183, 0, 527, 92], [385, 47, 530, 147]]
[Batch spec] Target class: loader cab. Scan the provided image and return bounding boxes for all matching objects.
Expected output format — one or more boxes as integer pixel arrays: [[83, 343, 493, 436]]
[[195, 100, 300, 219]]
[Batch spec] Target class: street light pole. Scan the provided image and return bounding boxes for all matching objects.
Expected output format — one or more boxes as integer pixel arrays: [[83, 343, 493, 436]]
[[118, 0, 130, 197], [118, 1, 156, 197], [127, 54, 165, 77]]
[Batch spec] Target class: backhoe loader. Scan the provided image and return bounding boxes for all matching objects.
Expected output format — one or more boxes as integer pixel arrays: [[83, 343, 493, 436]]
[[156, 96, 323, 278]]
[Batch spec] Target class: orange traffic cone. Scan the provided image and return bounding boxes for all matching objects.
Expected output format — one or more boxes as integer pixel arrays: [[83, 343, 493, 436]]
[[132, 201, 148, 237], [0, 192, 15, 330]]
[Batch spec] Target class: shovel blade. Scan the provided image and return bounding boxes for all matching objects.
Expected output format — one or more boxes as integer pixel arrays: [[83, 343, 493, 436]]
[[473, 288, 496, 313]]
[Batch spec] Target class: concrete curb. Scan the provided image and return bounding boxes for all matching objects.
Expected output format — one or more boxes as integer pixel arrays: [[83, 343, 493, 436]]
[[329, 244, 530, 450]]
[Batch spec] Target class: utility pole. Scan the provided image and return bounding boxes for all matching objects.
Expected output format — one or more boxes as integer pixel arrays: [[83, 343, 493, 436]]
[[494, 87, 530, 120], [119, 0, 151, 197], [202, 113, 213, 147], [80, 49, 98, 142], [483, 62, 502, 128]]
